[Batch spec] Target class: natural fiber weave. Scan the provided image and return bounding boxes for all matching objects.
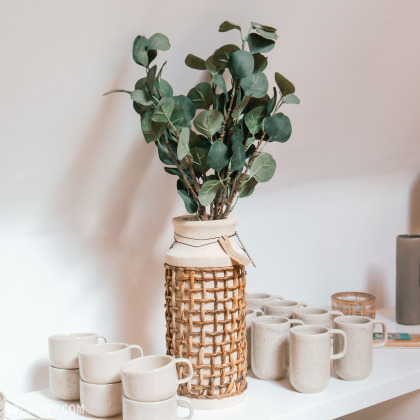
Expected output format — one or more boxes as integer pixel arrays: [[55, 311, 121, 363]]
[[331, 292, 376, 319], [164, 264, 247, 400]]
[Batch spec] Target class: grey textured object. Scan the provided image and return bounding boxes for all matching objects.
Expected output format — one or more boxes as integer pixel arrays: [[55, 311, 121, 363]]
[[396, 235, 420, 325]]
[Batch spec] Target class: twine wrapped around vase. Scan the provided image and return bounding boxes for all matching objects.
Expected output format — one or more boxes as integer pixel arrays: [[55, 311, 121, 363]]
[[164, 264, 247, 400]]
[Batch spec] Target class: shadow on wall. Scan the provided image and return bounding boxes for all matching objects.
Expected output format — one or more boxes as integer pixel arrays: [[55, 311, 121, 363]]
[[366, 266, 388, 309], [409, 173, 420, 234], [30, 361, 49, 391]]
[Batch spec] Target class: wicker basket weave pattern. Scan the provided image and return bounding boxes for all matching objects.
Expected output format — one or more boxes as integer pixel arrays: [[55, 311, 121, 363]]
[[164, 264, 248, 400]]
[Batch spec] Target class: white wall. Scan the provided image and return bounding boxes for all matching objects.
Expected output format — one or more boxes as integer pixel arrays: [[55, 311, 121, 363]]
[[1, 0, 420, 394]]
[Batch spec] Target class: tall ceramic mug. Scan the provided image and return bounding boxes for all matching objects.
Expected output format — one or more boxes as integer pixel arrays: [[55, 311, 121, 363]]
[[247, 293, 283, 310], [264, 300, 307, 318], [49, 333, 107, 369], [333, 316, 387, 381], [251, 316, 303, 380], [290, 325, 347, 393], [79, 342, 143, 384], [121, 355, 193, 402], [246, 308, 264, 368], [293, 307, 343, 328]]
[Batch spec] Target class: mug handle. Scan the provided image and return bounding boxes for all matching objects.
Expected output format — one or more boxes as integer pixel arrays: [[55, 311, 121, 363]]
[[176, 396, 194, 420], [98, 335, 108, 343], [176, 358, 194, 385], [254, 309, 264, 317], [330, 329, 347, 360], [330, 310, 343, 318], [128, 344, 144, 358], [290, 319, 304, 326], [372, 320, 388, 348]]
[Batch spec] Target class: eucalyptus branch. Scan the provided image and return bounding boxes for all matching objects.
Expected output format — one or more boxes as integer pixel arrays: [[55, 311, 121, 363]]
[[219, 80, 241, 143]]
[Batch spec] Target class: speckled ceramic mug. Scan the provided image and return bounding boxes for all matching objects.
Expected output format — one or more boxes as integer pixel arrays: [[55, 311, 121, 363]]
[[246, 308, 264, 368], [290, 325, 347, 393], [264, 299, 307, 318], [49, 365, 80, 401], [333, 315, 387, 381], [247, 293, 283, 310], [251, 316, 304, 380], [293, 307, 344, 328]]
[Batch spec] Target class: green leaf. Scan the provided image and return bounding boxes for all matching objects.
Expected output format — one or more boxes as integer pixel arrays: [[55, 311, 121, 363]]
[[206, 141, 229, 172], [267, 88, 277, 114], [198, 180, 222, 206], [132, 35, 149, 66], [205, 55, 222, 74], [151, 97, 175, 124], [164, 166, 192, 181], [213, 74, 228, 97], [215, 92, 227, 114], [148, 33, 170, 51], [282, 93, 300, 104], [219, 21, 241, 33], [185, 54, 207, 70], [187, 82, 215, 110], [177, 127, 191, 161], [135, 77, 147, 90], [147, 65, 157, 95], [103, 89, 131, 96], [193, 110, 224, 140], [245, 105, 266, 134], [156, 139, 177, 165], [256, 27, 278, 40], [232, 96, 251, 120], [141, 111, 165, 143], [190, 131, 202, 148], [228, 50, 254, 80], [241, 71, 269, 98], [155, 78, 173, 97], [263, 113, 292, 142], [147, 49, 157, 66], [275, 72, 295, 96], [213, 44, 240, 69], [131, 89, 153, 106], [249, 152, 276, 182], [173, 95, 195, 122], [178, 189, 198, 214], [253, 53, 268, 72], [230, 132, 246, 172], [191, 147, 209, 174], [239, 175, 258, 198], [247, 33, 275, 54], [251, 22, 277, 32]]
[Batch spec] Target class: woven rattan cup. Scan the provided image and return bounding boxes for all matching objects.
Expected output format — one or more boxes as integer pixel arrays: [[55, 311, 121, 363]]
[[331, 292, 376, 319]]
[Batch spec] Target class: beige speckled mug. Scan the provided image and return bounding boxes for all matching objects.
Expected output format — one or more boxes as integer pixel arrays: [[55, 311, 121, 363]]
[[290, 325, 347, 393], [264, 299, 307, 318], [251, 316, 303, 380], [247, 293, 283, 310], [49, 365, 80, 401], [333, 315, 387, 381], [293, 307, 343, 328], [246, 308, 264, 368]]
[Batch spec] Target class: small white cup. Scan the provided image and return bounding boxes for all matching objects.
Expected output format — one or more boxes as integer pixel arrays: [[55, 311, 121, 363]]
[[80, 379, 122, 417], [0, 391, 5, 409], [79, 342, 143, 384], [49, 365, 80, 401], [123, 394, 193, 420], [247, 293, 283, 310], [293, 307, 343, 328], [49, 333, 107, 369], [246, 308, 264, 368], [121, 354, 193, 402], [264, 299, 307, 318]]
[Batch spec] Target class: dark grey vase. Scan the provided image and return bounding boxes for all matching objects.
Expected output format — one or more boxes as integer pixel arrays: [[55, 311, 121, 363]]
[[396, 235, 420, 325]]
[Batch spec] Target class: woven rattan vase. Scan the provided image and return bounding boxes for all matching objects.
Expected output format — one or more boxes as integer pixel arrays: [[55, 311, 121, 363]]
[[165, 215, 247, 410]]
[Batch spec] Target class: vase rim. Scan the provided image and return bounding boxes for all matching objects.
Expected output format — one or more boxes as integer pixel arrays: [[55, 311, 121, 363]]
[[173, 215, 238, 227]]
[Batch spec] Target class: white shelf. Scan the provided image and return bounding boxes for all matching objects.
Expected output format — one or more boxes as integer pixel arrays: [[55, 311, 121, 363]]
[[6, 308, 420, 420]]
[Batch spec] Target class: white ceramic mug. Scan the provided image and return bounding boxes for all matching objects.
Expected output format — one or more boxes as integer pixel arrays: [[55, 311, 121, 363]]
[[264, 299, 307, 318], [246, 308, 264, 368], [247, 293, 283, 310], [0, 391, 5, 409], [290, 325, 347, 393], [251, 316, 304, 380], [49, 333, 107, 369], [48, 365, 80, 401], [79, 342, 143, 384], [293, 307, 344, 328], [123, 395, 194, 420], [80, 379, 122, 417], [333, 315, 388, 380], [121, 354, 193, 402]]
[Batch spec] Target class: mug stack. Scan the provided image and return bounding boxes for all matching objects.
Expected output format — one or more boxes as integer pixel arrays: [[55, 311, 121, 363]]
[[121, 355, 195, 420], [0, 391, 5, 420], [79, 342, 143, 418], [48, 333, 107, 401]]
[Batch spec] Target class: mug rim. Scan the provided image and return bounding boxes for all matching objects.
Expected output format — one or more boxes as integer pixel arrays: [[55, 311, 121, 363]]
[[123, 393, 177, 406], [247, 292, 271, 300], [80, 378, 121, 389], [334, 315, 371, 325], [252, 315, 289, 326], [79, 342, 128, 356], [290, 325, 329, 336], [49, 333, 97, 341], [121, 354, 173, 376], [265, 299, 297, 308], [49, 365, 80, 373], [293, 307, 328, 316]]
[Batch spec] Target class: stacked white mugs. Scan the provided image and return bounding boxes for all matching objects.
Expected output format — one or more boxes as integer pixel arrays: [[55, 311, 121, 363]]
[[0, 391, 5, 420], [48, 333, 107, 401], [121, 355, 194, 420], [79, 342, 143, 417]]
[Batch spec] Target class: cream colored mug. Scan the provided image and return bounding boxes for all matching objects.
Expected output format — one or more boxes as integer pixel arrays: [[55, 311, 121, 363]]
[[293, 307, 343, 328], [264, 299, 307, 318], [247, 293, 283, 310], [246, 308, 264, 368]]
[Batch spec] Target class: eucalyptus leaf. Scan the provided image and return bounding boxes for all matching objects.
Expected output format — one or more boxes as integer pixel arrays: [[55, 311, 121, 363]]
[[135, 77, 147, 90], [215, 92, 227, 114], [173, 95, 195, 122], [219, 21, 241, 33], [187, 82, 214, 110], [214, 44, 240, 69], [267, 87, 277, 114], [157, 61, 167, 82], [190, 132, 202, 148], [198, 180, 222, 206], [131, 89, 153, 106], [251, 22, 277, 32], [249, 152, 276, 182], [147, 49, 157, 65], [253, 53, 268, 72], [282, 93, 300, 104], [275, 72, 295, 96], [178, 189, 198, 214], [193, 109, 224, 140], [256, 27, 278, 40], [230, 133, 246, 172], [245, 105, 266, 134], [177, 127, 191, 161], [170, 105, 185, 129], [228, 50, 254, 80], [206, 141, 229, 172], [185, 54, 207, 70], [241, 71, 269, 98], [155, 78, 173, 97], [141, 111, 164, 143], [232, 96, 251, 120], [263, 112, 292, 142], [157, 139, 177, 165], [148, 33, 170, 51], [147, 65, 157, 95], [247, 33, 275, 54], [246, 143, 256, 158], [103, 89, 131, 96], [239, 175, 258, 198], [164, 166, 192, 181], [132, 35, 149, 66], [191, 147, 210, 174], [152, 97, 175, 124], [205, 55, 222, 74], [213, 74, 228, 97]]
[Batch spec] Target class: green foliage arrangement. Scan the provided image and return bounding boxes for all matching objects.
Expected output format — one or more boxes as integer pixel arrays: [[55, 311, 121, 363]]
[[105, 21, 299, 220]]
